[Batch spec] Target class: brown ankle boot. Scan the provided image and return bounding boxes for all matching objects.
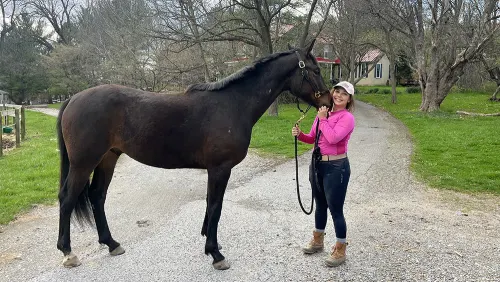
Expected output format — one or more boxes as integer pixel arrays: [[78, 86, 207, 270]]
[[325, 241, 347, 267], [302, 231, 325, 254]]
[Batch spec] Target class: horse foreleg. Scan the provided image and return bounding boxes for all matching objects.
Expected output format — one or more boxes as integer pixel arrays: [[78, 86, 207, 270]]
[[57, 169, 92, 268], [201, 200, 223, 250], [205, 165, 231, 270], [89, 151, 124, 256]]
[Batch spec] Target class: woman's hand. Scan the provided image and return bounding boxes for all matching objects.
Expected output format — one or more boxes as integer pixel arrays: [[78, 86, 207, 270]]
[[317, 106, 329, 119], [292, 125, 301, 137]]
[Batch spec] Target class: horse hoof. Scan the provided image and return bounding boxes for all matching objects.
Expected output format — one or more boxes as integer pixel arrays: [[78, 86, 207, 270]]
[[213, 259, 230, 270], [110, 245, 125, 256], [62, 252, 81, 268], [218, 243, 222, 250]]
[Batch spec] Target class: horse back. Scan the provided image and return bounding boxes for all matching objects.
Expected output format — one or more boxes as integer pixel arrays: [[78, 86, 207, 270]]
[[62, 85, 251, 170]]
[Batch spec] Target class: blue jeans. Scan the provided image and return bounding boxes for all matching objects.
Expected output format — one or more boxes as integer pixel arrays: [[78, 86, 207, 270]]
[[309, 157, 350, 239]]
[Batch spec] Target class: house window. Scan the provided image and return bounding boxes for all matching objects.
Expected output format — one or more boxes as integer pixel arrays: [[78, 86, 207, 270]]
[[355, 63, 368, 78], [323, 45, 331, 58], [375, 63, 383, 78]]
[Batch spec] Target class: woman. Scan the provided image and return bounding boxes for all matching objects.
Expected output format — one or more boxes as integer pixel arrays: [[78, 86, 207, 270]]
[[291, 81, 355, 267]]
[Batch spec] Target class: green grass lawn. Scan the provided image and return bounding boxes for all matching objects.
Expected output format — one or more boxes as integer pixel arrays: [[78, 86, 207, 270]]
[[250, 103, 317, 158], [357, 90, 500, 195], [0, 111, 59, 224], [47, 103, 61, 109]]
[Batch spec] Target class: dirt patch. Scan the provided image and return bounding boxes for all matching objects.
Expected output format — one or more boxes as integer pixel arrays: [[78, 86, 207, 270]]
[[11, 213, 42, 224], [425, 187, 500, 214], [1, 133, 17, 151]]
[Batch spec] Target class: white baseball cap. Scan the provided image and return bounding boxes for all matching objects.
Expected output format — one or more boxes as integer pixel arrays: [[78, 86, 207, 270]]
[[333, 81, 355, 95]]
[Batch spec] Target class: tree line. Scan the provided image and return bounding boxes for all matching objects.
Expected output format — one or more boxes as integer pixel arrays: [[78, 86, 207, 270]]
[[0, 0, 499, 112]]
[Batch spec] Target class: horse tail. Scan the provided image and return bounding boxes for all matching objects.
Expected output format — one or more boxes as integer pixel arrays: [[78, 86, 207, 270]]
[[57, 97, 94, 226], [57, 98, 71, 190]]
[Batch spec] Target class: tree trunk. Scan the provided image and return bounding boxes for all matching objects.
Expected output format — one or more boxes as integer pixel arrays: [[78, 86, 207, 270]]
[[299, 0, 318, 47], [480, 59, 500, 101], [390, 66, 397, 104], [348, 59, 356, 84], [197, 42, 211, 83], [183, 0, 211, 83], [420, 88, 442, 112], [267, 98, 279, 116], [419, 68, 458, 112], [383, 28, 397, 103], [491, 84, 500, 101], [259, 22, 278, 117]]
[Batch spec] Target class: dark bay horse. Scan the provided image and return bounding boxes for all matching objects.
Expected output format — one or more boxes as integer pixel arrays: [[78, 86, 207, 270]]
[[56, 40, 332, 270]]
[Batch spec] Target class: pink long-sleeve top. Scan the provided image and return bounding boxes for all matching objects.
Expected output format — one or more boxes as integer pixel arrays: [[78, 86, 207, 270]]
[[297, 109, 355, 155]]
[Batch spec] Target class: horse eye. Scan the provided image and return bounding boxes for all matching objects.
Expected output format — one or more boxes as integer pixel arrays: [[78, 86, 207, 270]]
[[314, 69, 320, 74]]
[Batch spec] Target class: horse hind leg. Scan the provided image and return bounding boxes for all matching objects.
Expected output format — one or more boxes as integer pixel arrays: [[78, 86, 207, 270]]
[[89, 150, 125, 256], [204, 165, 232, 270], [57, 167, 94, 268]]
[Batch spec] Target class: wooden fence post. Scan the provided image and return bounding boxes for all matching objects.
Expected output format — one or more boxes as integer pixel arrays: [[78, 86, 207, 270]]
[[15, 109, 20, 148], [21, 107, 26, 141], [0, 112, 3, 157]]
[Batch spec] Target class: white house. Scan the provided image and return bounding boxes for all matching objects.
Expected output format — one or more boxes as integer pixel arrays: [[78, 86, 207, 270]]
[[353, 49, 391, 86]]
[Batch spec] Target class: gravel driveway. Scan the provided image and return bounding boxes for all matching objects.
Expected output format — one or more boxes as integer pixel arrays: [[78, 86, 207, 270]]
[[1, 102, 498, 281]]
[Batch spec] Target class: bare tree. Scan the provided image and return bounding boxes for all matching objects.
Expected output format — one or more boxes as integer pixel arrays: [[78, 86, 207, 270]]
[[478, 32, 500, 101], [151, 0, 333, 115], [26, 0, 77, 45], [76, 0, 157, 89], [361, 0, 410, 103], [151, 0, 212, 82], [368, 0, 500, 112], [322, 0, 374, 83], [297, 0, 336, 47], [0, 0, 17, 52], [480, 55, 500, 101]]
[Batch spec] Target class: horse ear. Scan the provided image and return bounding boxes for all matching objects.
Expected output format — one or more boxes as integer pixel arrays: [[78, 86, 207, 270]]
[[287, 43, 293, 50], [305, 39, 316, 54]]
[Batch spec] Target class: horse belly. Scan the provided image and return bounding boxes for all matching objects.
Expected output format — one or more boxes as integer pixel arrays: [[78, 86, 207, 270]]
[[129, 152, 201, 169], [120, 139, 204, 169]]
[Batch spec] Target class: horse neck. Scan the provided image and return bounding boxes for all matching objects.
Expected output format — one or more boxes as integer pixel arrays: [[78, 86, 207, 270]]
[[230, 55, 297, 125]]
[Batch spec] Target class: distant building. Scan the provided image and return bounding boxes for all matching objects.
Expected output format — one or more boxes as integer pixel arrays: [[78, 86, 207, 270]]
[[354, 49, 391, 86], [0, 90, 11, 104], [316, 34, 393, 86]]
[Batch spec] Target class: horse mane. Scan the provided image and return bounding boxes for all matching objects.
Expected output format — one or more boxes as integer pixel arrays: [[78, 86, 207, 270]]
[[185, 49, 298, 93]]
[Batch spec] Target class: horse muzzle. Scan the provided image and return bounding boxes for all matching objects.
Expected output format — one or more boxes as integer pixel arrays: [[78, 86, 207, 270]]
[[316, 90, 332, 109]]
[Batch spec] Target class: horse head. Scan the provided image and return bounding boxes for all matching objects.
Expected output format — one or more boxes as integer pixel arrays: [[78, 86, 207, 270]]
[[287, 39, 332, 110]]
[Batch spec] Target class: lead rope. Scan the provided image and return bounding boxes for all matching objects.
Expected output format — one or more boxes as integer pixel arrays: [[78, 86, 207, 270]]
[[292, 50, 325, 215], [294, 117, 321, 215]]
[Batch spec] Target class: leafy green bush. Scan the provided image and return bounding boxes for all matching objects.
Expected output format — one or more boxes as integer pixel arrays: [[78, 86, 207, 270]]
[[406, 87, 420, 93], [367, 88, 379, 94]]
